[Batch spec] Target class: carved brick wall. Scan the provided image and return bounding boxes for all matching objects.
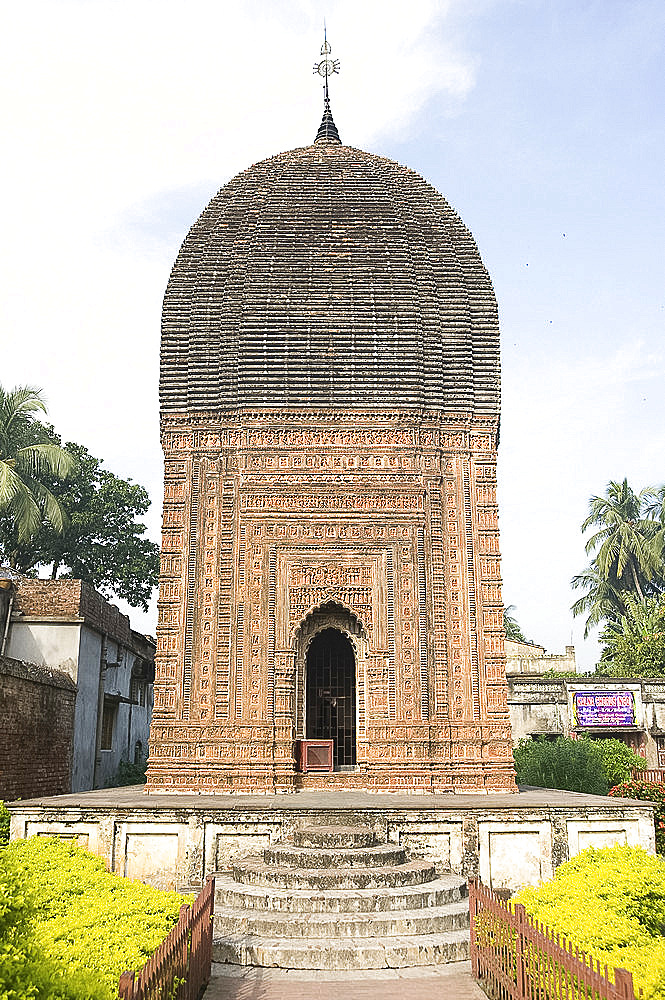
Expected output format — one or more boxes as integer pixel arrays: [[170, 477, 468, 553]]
[[146, 409, 516, 794]]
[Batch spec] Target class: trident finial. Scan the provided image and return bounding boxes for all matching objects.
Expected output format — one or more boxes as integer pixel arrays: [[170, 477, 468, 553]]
[[312, 24, 341, 143], [313, 22, 340, 107]]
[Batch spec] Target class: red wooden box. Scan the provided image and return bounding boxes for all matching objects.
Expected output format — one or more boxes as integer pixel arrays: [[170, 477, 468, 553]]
[[295, 739, 334, 773]]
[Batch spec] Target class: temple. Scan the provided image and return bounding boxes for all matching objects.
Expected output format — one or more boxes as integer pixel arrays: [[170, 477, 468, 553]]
[[146, 51, 516, 794]]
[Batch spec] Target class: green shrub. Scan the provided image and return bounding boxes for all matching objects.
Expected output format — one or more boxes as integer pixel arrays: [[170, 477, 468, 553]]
[[0, 800, 9, 846], [106, 755, 148, 787], [584, 737, 647, 786], [514, 845, 665, 999], [513, 736, 608, 794], [2, 837, 192, 1000], [610, 779, 665, 854]]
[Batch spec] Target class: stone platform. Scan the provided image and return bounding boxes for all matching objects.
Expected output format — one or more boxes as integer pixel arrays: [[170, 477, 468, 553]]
[[8, 786, 655, 895]]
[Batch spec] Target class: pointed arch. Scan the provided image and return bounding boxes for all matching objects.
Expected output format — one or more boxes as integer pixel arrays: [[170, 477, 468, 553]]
[[292, 601, 368, 750]]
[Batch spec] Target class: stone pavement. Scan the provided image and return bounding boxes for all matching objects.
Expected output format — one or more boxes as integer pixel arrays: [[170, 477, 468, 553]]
[[13, 782, 636, 811], [204, 961, 487, 999]]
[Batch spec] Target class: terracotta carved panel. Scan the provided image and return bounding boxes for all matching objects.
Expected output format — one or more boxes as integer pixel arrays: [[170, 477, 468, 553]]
[[147, 410, 516, 794]]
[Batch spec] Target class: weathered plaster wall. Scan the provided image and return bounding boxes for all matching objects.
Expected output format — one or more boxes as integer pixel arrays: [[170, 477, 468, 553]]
[[505, 640, 577, 675], [94, 646, 154, 789], [4, 580, 155, 793], [9, 792, 655, 893], [507, 675, 665, 767], [73, 627, 103, 792]]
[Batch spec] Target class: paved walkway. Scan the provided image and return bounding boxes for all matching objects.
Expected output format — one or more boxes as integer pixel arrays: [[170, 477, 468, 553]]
[[204, 961, 487, 999]]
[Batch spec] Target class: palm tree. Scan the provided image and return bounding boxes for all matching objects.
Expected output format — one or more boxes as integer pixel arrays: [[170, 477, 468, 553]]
[[581, 479, 661, 601], [0, 385, 75, 562], [571, 565, 624, 638], [644, 485, 665, 525], [503, 605, 527, 642], [601, 591, 664, 642]]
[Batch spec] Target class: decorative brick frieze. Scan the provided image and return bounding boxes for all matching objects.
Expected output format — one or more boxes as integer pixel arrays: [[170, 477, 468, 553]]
[[147, 407, 515, 794]]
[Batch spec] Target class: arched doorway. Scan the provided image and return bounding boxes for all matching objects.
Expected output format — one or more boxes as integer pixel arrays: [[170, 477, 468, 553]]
[[306, 628, 356, 768]]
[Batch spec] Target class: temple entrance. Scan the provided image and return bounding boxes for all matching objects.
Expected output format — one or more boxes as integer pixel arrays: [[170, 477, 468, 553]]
[[306, 628, 356, 768]]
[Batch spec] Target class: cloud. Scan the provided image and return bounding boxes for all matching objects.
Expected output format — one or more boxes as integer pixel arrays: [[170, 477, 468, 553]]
[[1, 1, 479, 633]]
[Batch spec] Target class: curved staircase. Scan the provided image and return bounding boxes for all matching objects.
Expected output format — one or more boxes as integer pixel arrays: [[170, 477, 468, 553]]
[[212, 823, 470, 971]]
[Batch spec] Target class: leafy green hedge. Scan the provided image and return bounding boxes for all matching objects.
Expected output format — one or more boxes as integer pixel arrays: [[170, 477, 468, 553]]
[[0, 836, 192, 1000], [515, 845, 665, 999], [513, 736, 647, 795], [513, 736, 608, 793]]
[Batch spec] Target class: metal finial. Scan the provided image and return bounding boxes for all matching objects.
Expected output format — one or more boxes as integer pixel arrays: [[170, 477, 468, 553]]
[[312, 24, 341, 144]]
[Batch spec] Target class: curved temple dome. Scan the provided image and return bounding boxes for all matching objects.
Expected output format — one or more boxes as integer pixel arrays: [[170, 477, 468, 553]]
[[160, 142, 500, 415]]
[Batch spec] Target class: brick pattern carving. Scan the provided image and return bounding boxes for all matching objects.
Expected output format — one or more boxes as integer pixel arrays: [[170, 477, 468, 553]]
[[147, 409, 516, 794]]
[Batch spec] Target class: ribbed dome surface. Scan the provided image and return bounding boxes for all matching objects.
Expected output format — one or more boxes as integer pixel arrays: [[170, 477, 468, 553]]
[[161, 143, 500, 415]]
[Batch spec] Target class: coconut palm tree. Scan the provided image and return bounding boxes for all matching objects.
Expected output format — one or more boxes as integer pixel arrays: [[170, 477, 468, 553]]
[[503, 605, 527, 642], [580, 479, 661, 602], [571, 565, 624, 638], [0, 385, 75, 561]]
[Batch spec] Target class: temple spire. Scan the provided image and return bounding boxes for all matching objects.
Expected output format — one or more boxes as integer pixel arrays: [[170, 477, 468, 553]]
[[313, 25, 341, 144]]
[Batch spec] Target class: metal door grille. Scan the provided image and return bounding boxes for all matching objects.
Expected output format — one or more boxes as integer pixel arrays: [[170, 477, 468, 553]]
[[306, 629, 356, 768]]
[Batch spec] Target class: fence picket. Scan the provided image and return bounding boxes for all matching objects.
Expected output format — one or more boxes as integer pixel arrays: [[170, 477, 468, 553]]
[[117, 971, 135, 999]]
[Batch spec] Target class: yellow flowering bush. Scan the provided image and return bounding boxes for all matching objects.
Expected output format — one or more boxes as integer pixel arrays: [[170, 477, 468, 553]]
[[514, 845, 665, 999], [0, 845, 103, 1000], [1, 837, 192, 1000]]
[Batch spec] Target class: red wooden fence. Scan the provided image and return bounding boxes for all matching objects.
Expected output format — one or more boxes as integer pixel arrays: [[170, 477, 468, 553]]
[[631, 768, 665, 783], [469, 878, 639, 1000], [118, 876, 215, 1000]]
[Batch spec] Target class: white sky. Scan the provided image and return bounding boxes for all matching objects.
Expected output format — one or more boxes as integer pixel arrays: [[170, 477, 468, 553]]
[[2, 0, 664, 669]]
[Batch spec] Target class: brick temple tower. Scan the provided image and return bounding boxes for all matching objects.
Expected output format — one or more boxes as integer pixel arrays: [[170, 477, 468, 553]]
[[147, 62, 516, 794]]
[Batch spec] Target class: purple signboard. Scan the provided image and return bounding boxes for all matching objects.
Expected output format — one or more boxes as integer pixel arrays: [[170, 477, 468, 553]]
[[573, 690, 635, 727]]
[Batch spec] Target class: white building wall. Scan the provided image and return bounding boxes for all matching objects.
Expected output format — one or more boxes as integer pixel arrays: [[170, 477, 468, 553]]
[[94, 646, 152, 789], [6, 622, 81, 678]]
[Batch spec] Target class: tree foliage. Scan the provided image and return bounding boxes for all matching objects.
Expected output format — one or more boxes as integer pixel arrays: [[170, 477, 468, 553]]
[[0, 385, 75, 555], [503, 604, 527, 642], [597, 594, 665, 677], [0, 399, 159, 610], [572, 478, 665, 674]]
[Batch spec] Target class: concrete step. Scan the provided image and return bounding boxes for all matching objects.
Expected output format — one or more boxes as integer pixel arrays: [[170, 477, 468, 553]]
[[214, 898, 470, 939], [263, 842, 407, 869], [292, 824, 377, 849], [214, 873, 466, 913], [231, 856, 436, 890], [212, 928, 470, 970]]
